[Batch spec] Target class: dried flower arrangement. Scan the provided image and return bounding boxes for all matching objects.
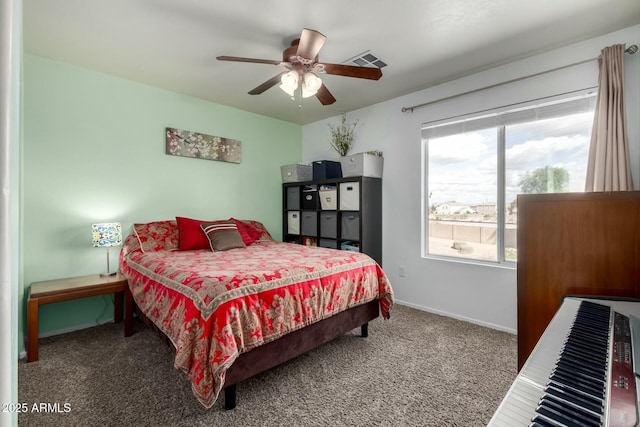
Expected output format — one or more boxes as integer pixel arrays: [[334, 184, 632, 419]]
[[328, 112, 358, 157]]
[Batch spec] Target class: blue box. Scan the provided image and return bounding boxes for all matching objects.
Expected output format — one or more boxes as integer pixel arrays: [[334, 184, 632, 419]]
[[312, 160, 342, 180]]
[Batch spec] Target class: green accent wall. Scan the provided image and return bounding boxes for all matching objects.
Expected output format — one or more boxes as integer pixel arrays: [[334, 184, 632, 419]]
[[21, 54, 301, 343]]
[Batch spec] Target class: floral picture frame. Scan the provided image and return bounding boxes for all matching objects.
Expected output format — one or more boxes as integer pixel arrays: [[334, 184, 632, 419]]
[[165, 127, 241, 164]]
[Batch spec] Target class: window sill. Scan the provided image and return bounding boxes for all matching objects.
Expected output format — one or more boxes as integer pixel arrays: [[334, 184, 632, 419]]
[[421, 254, 516, 270]]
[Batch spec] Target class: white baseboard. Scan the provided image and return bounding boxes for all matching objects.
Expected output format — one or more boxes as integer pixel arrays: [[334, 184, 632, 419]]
[[393, 299, 517, 335], [19, 318, 115, 360], [18, 304, 515, 360]]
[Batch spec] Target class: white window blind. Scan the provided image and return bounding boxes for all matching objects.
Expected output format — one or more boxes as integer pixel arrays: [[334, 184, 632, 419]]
[[422, 91, 597, 140]]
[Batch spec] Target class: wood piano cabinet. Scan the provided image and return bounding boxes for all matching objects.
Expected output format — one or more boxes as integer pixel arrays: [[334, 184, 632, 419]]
[[517, 191, 640, 370]]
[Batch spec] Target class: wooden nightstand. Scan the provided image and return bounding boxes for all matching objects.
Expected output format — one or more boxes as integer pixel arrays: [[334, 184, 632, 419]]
[[26, 272, 128, 362]]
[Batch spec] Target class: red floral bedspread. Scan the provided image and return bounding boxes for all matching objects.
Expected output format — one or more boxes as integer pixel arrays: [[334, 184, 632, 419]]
[[119, 237, 393, 408]]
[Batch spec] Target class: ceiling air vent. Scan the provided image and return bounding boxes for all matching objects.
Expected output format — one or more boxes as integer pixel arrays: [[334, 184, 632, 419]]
[[342, 51, 387, 68]]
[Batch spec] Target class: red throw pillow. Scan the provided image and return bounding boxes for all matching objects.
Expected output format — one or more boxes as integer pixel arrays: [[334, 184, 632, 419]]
[[231, 218, 262, 245], [237, 219, 274, 242], [133, 220, 179, 252], [176, 216, 210, 250]]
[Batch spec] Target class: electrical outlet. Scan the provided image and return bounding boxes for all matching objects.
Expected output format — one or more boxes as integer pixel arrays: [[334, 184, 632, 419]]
[[398, 265, 406, 277]]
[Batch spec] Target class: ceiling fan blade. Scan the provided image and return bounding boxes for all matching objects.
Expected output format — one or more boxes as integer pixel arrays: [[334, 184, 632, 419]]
[[217, 55, 282, 65], [316, 84, 336, 105], [296, 29, 326, 60], [248, 72, 287, 95], [321, 63, 383, 80]]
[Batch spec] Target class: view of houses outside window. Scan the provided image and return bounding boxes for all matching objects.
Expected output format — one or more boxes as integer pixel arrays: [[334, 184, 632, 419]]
[[424, 105, 595, 264]]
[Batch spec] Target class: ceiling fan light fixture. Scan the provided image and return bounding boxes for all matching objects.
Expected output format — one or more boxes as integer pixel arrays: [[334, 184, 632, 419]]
[[302, 72, 322, 98], [279, 71, 299, 96], [219, 28, 381, 105]]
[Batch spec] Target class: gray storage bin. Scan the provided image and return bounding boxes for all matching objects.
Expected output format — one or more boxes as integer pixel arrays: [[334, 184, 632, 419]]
[[319, 238, 339, 249], [286, 186, 300, 210], [287, 211, 300, 235], [341, 212, 360, 240], [281, 164, 312, 183], [319, 212, 338, 238], [300, 211, 318, 236]]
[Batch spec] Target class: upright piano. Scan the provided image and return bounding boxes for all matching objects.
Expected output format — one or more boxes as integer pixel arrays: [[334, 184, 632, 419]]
[[489, 297, 640, 426]]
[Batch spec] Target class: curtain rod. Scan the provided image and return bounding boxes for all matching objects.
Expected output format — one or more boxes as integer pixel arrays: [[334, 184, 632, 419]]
[[401, 44, 638, 113]]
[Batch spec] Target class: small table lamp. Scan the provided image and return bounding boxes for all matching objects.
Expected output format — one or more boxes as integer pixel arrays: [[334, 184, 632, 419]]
[[92, 222, 122, 277]]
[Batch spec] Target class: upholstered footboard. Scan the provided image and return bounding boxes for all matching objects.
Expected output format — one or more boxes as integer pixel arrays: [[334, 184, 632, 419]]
[[222, 299, 379, 409], [125, 286, 379, 409]]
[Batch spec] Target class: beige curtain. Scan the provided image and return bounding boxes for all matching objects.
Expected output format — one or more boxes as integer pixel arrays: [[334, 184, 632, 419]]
[[585, 44, 634, 191]]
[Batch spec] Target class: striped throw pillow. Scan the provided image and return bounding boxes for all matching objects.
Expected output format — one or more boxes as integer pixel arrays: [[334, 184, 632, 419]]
[[200, 221, 246, 251]]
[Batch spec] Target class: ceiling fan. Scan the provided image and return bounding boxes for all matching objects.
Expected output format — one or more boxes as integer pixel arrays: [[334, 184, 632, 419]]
[[217, 28, 383, 105]]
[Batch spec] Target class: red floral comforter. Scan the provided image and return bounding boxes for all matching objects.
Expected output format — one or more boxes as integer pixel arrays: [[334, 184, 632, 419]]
[[119, 238, 393, 408]]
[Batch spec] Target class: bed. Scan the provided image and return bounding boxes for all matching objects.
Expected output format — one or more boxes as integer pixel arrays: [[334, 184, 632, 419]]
[[118, 218, 394, 409]]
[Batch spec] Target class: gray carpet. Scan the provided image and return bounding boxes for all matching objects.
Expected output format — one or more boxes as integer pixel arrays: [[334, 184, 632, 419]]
[[18, 304, 517, 426]]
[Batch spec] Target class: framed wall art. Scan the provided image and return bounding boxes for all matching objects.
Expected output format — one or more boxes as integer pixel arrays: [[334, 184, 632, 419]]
[[165, 127, 241, 164]]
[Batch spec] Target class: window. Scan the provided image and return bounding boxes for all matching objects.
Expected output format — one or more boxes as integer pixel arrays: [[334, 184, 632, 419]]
[[423, 93, 596, 264]]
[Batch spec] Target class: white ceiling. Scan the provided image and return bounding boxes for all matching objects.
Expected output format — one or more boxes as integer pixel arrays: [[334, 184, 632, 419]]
[[23, 0, 640, 125]]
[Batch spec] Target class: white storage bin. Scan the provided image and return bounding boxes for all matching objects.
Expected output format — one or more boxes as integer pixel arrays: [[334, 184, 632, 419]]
[[319, 189, 337, 210], [339, 182, 360, 211], [340, 153, 383, 178], [287, 211, 300, 234], [281, 164, 312, 183]]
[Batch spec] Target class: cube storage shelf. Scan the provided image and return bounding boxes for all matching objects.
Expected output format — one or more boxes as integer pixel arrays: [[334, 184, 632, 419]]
[[282, 176, 382, 266]]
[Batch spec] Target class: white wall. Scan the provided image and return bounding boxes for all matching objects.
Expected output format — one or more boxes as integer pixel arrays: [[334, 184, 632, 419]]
[[302, 25, 640, 333]]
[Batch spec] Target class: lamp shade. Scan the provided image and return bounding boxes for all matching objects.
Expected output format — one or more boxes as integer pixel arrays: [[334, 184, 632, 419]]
[[302, 72, 322, 98], [279, 71, 299, 97], [92, 222, 122, 248]]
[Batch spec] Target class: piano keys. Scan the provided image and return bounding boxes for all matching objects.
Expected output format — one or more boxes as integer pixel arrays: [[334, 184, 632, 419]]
[[489, 297, 640, 427]]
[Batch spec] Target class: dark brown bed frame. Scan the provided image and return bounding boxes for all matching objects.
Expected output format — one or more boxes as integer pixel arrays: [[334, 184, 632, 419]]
[[124, 286, 379, 409]]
